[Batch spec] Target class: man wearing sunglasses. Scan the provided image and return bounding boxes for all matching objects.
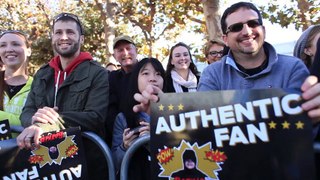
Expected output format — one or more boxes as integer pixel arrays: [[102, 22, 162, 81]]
[[17, 13, 109, 179], [199, 1, 320, 124]]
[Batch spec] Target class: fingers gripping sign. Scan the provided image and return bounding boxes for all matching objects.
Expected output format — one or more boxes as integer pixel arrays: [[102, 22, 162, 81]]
[[301, 76, 320, 124], [16, 124, 43, 149]]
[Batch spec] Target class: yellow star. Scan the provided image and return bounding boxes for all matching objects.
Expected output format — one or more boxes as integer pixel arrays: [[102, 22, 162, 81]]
[[295, 121, 304, 129], [178, 103, 184, 110], [168, 104, 174, 111], [282, 121, 290, 129], [159, 104, 164, 111], [268, 121, 276, 129]]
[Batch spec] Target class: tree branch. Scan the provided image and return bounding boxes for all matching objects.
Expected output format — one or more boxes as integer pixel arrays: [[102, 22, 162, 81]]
[[186, 14, 205, 24]]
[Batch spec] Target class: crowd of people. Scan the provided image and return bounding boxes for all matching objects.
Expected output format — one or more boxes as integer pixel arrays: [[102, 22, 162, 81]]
[[0, 1, 320, 180]]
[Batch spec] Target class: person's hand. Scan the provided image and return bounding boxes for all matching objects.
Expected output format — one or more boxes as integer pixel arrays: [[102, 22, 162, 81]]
[[138, 121, 150, 136], [31, 106, 60, 125], [133, 84, 163, 114], [16, 124, 43, 149], [301, 76, 320, 124], [122, 128, 138, 150]]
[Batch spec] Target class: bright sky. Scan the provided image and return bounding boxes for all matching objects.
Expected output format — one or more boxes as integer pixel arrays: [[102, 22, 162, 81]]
[[174, 0, 302, 49], [155, 0, 303, 67], [174, 0, 303, 72]]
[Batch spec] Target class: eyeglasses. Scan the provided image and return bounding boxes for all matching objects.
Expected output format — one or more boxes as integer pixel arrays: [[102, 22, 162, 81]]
[[209, 51, 224, 57], [0, 30, 28, 39], [53, 13, 84, 35], [226, 19, 261, 34]]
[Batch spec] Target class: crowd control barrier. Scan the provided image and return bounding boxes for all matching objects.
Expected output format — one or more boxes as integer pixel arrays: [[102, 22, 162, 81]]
[[314, 142, 320, 153], [120, 134, 150, 180], [81, 131, 116, 180], [10, 125, 24, 134]]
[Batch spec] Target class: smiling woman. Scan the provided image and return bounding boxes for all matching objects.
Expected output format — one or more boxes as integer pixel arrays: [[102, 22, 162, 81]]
[[0, 30, 33, 134], [164, 42, 199, 93]]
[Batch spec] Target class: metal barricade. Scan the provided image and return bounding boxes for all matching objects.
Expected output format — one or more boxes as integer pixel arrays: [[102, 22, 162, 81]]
[[314, 142, 320, 153], [10, 125, 24, 133], [120, 134, 150, 180], [82, 131, 116, 180]]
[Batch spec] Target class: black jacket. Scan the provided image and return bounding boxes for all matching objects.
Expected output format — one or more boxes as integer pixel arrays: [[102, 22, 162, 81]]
[[20, 60, 109, 180], [105, 69, 132, 145]]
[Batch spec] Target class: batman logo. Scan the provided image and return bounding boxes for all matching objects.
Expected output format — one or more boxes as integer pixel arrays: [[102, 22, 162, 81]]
[[28, 135, 78, 168]]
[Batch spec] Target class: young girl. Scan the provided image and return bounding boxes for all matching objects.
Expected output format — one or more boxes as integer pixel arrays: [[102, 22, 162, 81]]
[[112, 57, 165, 179], [165, 42, 199, 93], [0, 30, 33, 132]]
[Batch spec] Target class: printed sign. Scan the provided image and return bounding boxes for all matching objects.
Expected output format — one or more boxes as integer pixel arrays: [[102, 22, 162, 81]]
[[150, 89, 315, 180], [0, 119, 11, 141], [0, 127, 88, 180]]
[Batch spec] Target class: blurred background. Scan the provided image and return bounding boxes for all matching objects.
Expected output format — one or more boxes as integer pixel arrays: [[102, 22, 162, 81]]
[[0, 0, 319, 74]]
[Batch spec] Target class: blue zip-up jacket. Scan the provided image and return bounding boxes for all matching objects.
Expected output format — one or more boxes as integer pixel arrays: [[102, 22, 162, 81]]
[[198, 42, 309, 91]]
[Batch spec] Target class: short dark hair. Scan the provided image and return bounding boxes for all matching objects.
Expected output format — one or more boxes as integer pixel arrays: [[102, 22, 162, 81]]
[[52, 13, 84, 35], [221, 2, 263, 34]]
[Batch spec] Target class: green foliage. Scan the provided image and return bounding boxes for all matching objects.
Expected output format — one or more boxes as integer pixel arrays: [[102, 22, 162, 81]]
[[259, 0, 320, 31], [1, 0, 318, 72], [113, 0, 205, 59]]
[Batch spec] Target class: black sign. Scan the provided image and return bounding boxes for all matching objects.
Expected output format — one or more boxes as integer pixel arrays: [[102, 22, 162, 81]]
[[0, 127, 88, 179], [0, 119, 11, 141], [150, 89, 315, 180]]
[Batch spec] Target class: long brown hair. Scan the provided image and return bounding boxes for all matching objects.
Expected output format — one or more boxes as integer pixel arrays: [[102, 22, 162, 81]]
[[165, 42, 199, 78]]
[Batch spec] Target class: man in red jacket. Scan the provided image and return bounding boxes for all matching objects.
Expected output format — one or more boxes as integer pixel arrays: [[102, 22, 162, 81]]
[[17, 13, 109, 179]]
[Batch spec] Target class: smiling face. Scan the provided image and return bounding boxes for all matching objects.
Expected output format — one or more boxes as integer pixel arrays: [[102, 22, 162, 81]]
[[207, 43, 225, 64], [184, 159, 196, 170], [113, 41, 138, 73], [52, 20, 83, 58], [223, 7, 265, 56], [138, 62, 164, 93], [0, 33, 30, 70], [171, 46, 191, 71]]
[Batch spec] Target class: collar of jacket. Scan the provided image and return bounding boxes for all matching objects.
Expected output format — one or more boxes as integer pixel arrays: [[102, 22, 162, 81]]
[[39, 61, 92, 88]]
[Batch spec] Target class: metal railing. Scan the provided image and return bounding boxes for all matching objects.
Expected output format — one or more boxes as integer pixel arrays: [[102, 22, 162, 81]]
[[120, 134, 150, 180], [82, 131, 116, 180], [314, 142, 320, 153]]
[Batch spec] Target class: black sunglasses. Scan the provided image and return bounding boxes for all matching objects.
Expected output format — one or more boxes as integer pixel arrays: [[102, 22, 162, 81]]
[[209, 50, 223, 57], [53, 13, 84, 35], [226, 19, 262, 34]]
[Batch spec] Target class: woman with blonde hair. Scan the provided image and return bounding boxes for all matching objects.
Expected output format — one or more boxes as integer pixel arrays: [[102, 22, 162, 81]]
[[0, 30, 33, 131]]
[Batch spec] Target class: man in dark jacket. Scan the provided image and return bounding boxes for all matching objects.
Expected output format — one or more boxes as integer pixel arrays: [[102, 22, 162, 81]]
[[105, 35, 138, 145], [16, 13, 109, 179]]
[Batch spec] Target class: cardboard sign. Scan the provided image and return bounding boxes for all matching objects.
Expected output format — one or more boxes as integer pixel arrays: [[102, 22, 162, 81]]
[[150, 89, 315, 180], [0, 127, 88, 179]]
